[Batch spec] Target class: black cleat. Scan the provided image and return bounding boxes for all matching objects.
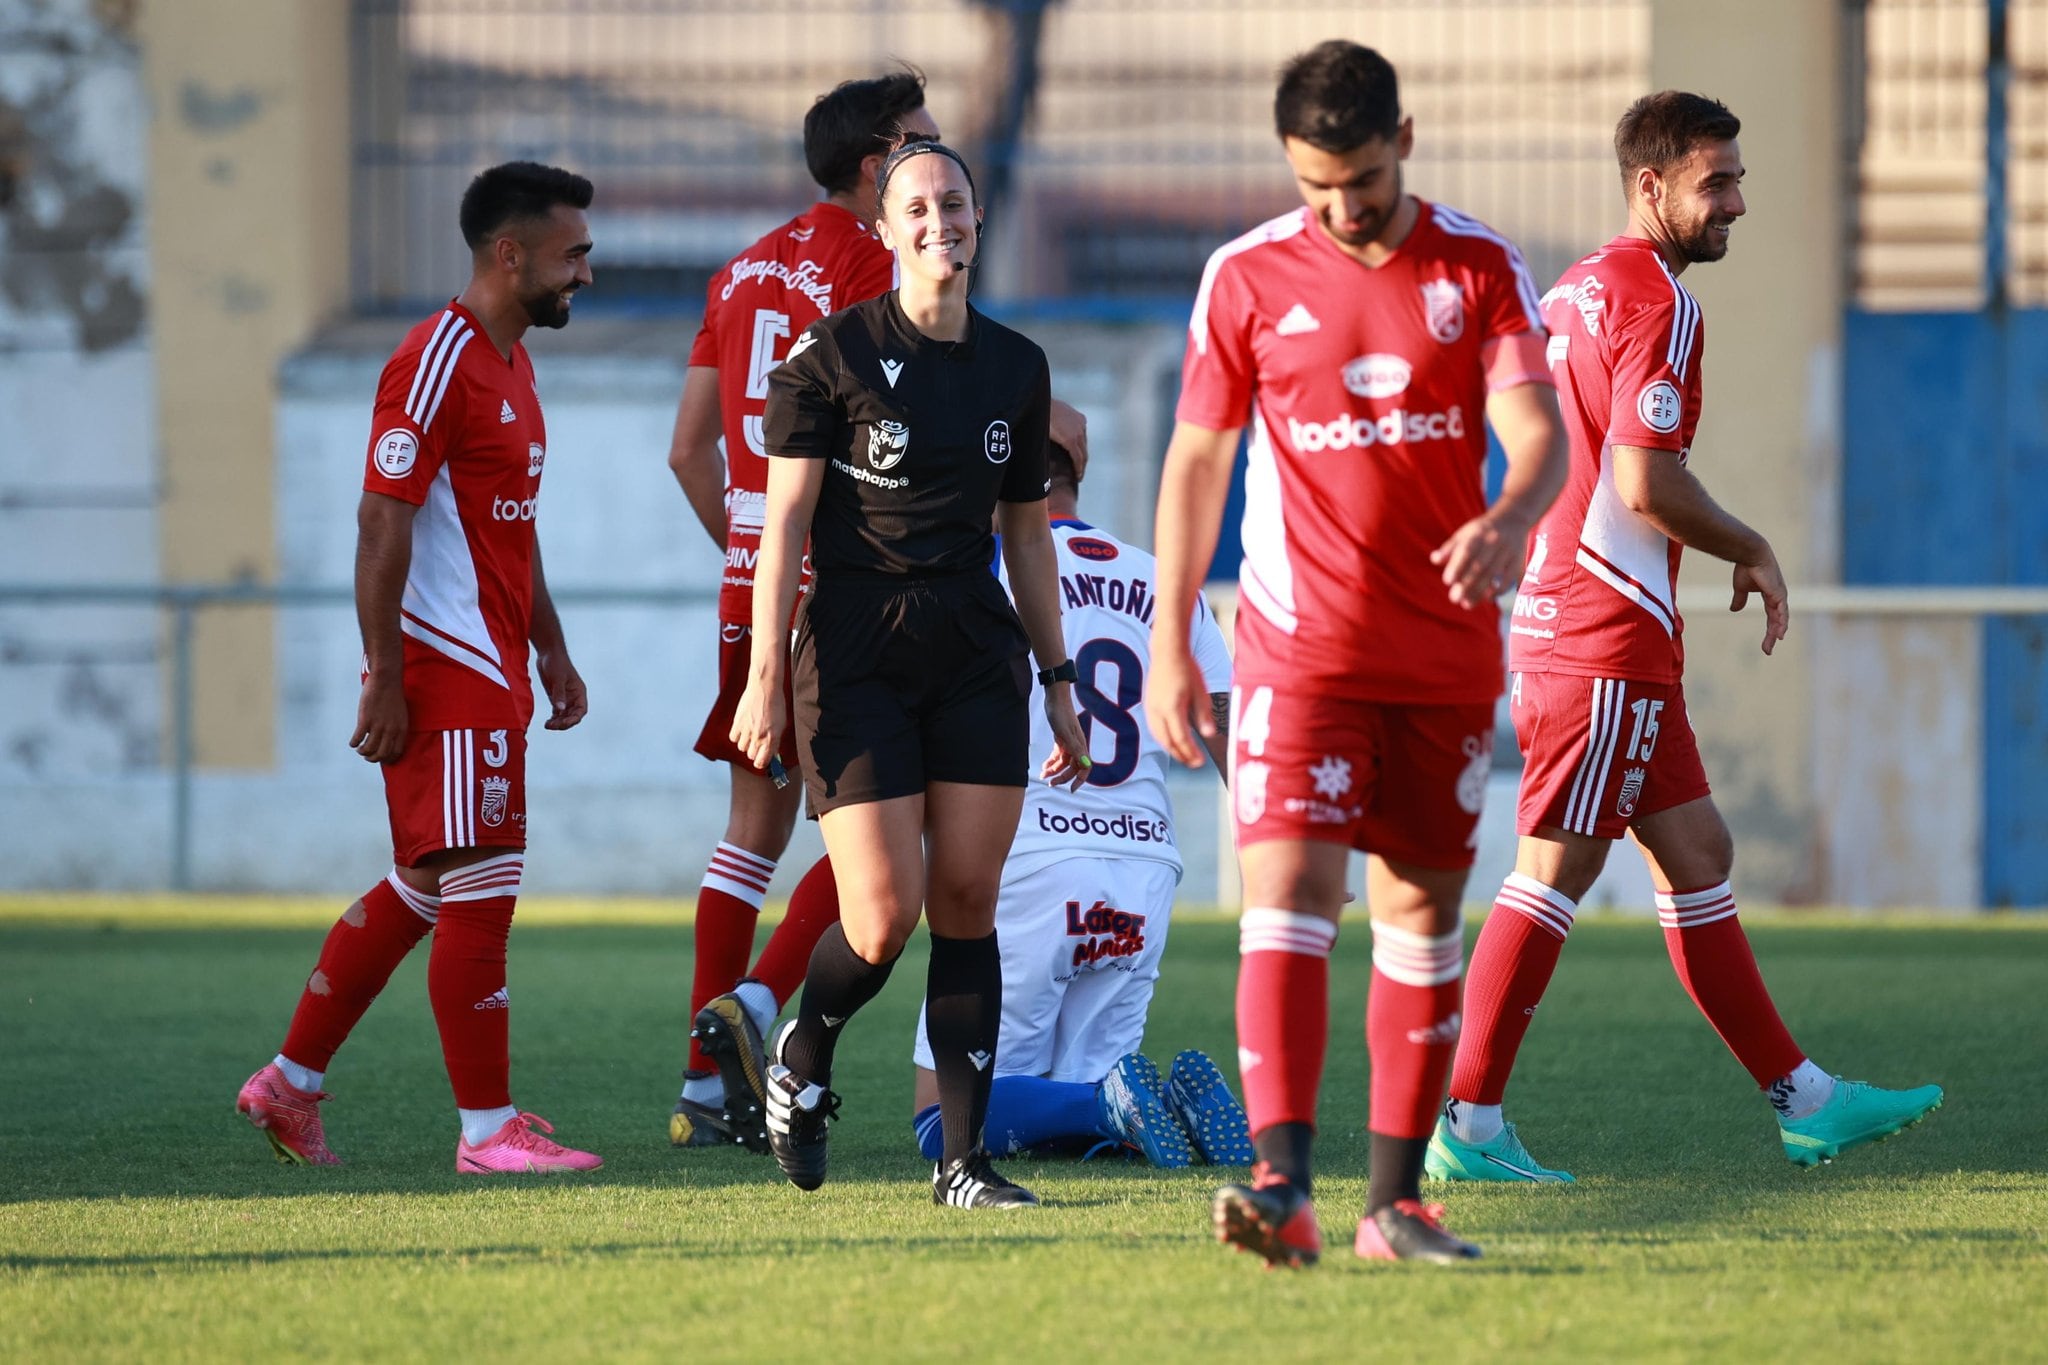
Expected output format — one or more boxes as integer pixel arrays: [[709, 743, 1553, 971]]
[[692, 992, 770, 1154], [669, 1093, 739, 1148], [1213, 1167, 1321, 1268], [933, 1146, 1040, 1209], [764, 1023, 839, 1191], [1355, 1199, 1483, 1263]]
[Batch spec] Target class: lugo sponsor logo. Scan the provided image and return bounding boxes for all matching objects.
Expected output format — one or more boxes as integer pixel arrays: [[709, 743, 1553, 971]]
[[1064, 898, 1147, 969], [1341, 353, 1412, 399], [1287, 405, 1466, 453], [493, 495, 542, 521], [1069, 537, 1118, 562], [1036, 807, 1170, 844]]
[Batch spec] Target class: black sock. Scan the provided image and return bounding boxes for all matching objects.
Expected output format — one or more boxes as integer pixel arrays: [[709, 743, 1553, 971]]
[[925, 930, 1003, 1166], [1252, 1122, 1315, 1197], [1367, 1131, 1429, 1213], [784, 922, 898, 1084]]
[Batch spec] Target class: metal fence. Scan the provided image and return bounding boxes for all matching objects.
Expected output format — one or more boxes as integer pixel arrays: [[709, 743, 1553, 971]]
[[1853, 0, 2048, 309], [349, 0, 1649, 314]]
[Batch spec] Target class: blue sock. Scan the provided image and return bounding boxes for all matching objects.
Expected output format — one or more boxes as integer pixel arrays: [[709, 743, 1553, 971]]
[[914, 1076, 1106, 1160]]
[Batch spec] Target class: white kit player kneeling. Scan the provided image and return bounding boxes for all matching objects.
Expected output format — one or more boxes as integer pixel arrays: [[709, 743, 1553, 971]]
[[909, 442, 1251, 1170]]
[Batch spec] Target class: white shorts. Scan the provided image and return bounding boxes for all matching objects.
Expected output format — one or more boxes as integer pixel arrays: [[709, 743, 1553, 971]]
[[913, 855, 1178, 1084]]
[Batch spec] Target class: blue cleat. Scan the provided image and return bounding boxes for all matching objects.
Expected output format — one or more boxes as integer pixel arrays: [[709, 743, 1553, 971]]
[[1166, 1049, 1255, 1166], [1098, 1053, 1192, 1168], [1779, 1077, 1943, 1167]]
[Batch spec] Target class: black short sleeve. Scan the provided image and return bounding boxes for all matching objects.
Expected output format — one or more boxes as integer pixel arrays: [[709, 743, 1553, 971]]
[[999, 357, 1052, 504], [762, 324, 841, 460]]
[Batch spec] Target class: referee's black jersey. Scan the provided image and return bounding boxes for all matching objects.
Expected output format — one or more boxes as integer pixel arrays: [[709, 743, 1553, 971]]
[[762, 291, 1051, 578]]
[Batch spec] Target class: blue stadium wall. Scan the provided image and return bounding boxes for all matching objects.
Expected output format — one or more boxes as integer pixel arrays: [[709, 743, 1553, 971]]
[[1843, 309, 2048, 906]]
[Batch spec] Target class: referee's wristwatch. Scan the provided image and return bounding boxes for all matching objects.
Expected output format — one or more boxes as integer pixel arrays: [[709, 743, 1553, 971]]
[[1037, 659, 1079, 686]]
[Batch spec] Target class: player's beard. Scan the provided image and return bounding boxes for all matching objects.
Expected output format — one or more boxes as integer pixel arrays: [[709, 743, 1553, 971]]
[[1324, 165, 1404, 250], [1668, 206, 1731, 264], [520, 278, 577, 329]]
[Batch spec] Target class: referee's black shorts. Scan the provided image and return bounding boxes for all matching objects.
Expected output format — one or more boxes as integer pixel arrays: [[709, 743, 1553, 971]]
[[792, 570, 1032, 815]]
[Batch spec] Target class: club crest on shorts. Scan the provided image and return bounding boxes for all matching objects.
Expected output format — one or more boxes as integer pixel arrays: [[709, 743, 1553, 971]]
[[1235, 759, 1269, 825], [1456, 734, 1491, 815], [1617, 765, 1646, 819], [480, 775, 510, 828], [868, 419, 910, 470], [1421, 278, 1466, 343]]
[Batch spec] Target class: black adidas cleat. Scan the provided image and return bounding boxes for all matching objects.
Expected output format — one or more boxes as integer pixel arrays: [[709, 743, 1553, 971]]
[[1213, 1167, 1321, 1268], [669, 1093, 739, 1148], [764, 1024, 839, 1191], [933, 1147, 1040, 1210], [1355, 1199, 1483, 1263], [692, 992, 770, 1154]]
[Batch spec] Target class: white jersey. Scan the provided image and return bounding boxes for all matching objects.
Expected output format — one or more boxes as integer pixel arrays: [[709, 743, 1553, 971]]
[[999, 520, 1234, 879]]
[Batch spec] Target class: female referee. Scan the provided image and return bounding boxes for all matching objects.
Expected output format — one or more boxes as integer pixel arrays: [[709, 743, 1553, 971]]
[[731, 138, 1090, 1210]]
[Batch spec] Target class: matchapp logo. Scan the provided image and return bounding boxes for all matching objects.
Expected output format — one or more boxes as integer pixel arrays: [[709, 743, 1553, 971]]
[[1287, 405, 1466, 453], [1064, 898, 1147, 970]]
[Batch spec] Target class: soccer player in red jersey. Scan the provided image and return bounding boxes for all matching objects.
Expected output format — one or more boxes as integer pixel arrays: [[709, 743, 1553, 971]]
[[665, 72, 1090, 1150], [236, 162, 602, 1175], [1146, 41, 1568, 1266], [1429, 92, 1942, 1185]]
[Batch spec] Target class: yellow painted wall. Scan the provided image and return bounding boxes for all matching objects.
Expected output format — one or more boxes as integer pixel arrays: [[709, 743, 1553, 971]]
[[1649, 0, 1843, 899], [141, 0, 349, 766]]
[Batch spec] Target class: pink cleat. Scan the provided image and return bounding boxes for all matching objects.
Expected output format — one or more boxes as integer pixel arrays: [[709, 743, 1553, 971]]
[[237, 1064, 341, 1166], [455, 1112, 603, 1174]]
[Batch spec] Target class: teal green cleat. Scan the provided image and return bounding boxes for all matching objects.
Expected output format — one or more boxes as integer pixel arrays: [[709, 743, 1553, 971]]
[[1778, 1077, 1943, 1167], [1424, 1116, 1574, 1183]]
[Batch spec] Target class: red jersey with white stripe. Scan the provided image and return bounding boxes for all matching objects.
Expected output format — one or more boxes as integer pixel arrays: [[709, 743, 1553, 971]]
[[363, 302, 543, 731], [690, 202, 894, 621], [1176, 200, 1550, 704], [1511, 236, 1704, 683]]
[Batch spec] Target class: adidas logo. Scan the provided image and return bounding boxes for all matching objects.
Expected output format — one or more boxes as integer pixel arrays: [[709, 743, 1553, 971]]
[[473, 987, 510, 1011], [822, 1015, 846, 1028], [880, 358, 904, 387], [968, 1050, 992, 1072], [1406, 1011, 1462, 1045], [1237, 1046, 1263, 1072], [499, 399, 517, 424], [1275, 303, 1321, 336]]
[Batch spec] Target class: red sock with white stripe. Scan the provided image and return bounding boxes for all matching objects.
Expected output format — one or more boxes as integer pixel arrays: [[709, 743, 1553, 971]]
[[429, 853, 521, 1111], [1447, 874, 1578, 1139], [278, 873, 438, 1083], [747, 854, 841, 1015], [1657, 882, 1806, 1088], [1367, 921, 1466, 1142], [1236, 908, 1335, 1175], [689, 841, 776, 1072]]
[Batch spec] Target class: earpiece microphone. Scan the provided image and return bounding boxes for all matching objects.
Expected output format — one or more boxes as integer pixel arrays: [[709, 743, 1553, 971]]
[[952, 260, 967, 273]]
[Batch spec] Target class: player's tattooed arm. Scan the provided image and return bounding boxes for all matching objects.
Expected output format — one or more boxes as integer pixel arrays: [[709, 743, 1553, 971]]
[[668, 366, 730, 550], [1198, 692, 1232, 777], [351, 491, 419, 764]]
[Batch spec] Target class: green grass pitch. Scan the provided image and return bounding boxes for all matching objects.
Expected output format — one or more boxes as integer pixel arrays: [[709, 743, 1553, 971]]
[[2, 896, 2042, 1361]]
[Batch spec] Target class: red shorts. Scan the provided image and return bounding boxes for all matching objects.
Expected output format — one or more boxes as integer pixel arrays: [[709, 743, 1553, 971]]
[[1229, 684, 1497, 869], [382, 727, 527, 867], [694, 619, 800, 772], [1512, 672, 1710, 838]]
